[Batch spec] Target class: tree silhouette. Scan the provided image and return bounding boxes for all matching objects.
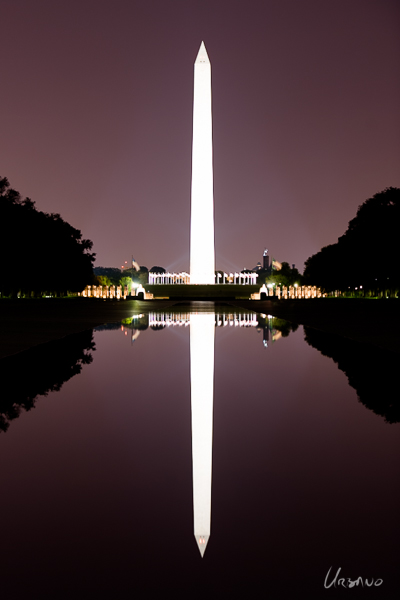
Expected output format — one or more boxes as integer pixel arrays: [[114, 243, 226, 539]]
[[0, 176, 95, 296], [303, 187, 400, 295]]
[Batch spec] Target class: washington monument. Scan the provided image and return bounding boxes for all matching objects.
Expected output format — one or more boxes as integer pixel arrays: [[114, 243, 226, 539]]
[[190, 42, 215, 284]]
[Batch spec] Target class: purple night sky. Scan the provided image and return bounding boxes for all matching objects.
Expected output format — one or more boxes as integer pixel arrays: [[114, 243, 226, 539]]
[[1, 0, 399, 272]]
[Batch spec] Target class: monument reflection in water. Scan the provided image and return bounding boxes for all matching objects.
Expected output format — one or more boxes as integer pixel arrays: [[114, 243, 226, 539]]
[[190, 312, 214, 556], [143, 308, 262, 557]]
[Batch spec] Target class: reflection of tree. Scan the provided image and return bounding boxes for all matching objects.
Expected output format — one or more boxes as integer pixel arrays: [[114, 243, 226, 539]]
[[0, 331, 95, 433], [304, 327, 400, 423], [257, 315, 298, 337], [121, 315, 149, 330], [94, 323, 121, 331]]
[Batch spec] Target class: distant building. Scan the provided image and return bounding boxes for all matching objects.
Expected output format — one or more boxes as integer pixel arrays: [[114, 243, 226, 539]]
[[251, 249, 271, 274], [263, 248, 270, 271]]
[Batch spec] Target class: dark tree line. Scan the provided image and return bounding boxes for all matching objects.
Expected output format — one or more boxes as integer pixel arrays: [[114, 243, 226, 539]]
[[0, 176, 95, 297], [263, 262, 303, 287], [93, 266, 149, 288], [303, 187, 400, 296]]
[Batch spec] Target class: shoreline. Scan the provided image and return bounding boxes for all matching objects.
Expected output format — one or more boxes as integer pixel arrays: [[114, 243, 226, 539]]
[[232, 298, 400, 354], [0, 298, 176, 359], [0, 297, 399, 359]]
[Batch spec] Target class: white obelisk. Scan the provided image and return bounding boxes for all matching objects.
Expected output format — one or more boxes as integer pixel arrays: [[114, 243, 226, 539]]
[[190, 42, 215, 284], [190, 312, 215, 556]]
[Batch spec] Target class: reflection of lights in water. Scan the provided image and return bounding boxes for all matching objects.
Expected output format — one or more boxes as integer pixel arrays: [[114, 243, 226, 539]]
[[131, 330, 140, 342], [120, 326, 141, 344], [148, 312, 257, 328], [121, 311, 284, 355]]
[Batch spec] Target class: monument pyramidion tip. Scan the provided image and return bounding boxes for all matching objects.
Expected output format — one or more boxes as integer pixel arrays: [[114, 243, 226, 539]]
[[195, 41, 210, 64]]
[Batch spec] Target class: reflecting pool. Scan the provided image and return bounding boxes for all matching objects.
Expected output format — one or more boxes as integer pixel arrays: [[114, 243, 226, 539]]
[[0, 304, 399, 599]]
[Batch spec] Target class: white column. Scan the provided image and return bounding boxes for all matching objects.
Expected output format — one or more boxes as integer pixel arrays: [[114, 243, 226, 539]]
[[190, 42, 215, 284]]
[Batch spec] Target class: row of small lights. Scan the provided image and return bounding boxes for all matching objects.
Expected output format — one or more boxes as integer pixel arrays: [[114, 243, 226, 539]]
[[267, 283, 299, 288]]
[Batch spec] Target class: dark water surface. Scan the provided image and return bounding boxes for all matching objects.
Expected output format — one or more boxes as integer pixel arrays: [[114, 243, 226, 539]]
[[0, 306, 399, 599]]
